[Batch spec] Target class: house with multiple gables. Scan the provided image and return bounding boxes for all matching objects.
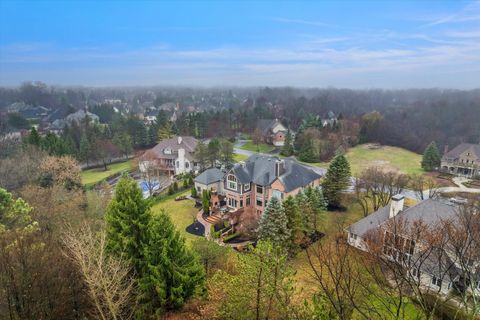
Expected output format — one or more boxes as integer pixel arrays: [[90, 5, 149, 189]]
[[140, 136, 198, 176], [441, 143, 480, 178], [197, 155, 321, 229], [256, 119, 288, 147], [346, 195, 479, 297]]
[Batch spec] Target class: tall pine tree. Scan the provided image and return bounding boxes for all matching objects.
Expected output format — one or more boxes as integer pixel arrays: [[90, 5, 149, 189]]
[[322, 154, 351, 209], [283, 195, 303, 254], [137, 210, 205, 315], [421, 141, 441, 171], [105, 176, 151, 274], [256, 197, 290, 249]]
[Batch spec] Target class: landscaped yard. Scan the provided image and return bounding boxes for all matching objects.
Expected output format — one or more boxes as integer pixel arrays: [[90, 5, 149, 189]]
[[81, 159, 134, 187], [151, 190, 199, 245], [311, 144, 423, 176], [240, 140, 276, 153]]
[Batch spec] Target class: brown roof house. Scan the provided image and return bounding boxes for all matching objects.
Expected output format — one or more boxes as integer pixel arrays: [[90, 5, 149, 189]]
[[139, 136, 198, 176], [256, 119, 288, 147], [441, 143, 480, 178]]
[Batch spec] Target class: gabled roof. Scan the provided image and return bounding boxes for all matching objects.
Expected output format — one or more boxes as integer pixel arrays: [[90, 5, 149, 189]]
[[142, 136, 198, 160], [229, 154, 321, 192], [195, 168, 224, 185], [348, 198, 458, 238], [442, 143, 480, 160], [257, 119, 286, 135]]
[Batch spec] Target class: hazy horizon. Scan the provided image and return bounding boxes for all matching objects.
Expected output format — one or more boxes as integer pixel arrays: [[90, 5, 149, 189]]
[[1, 1, 480, 88]]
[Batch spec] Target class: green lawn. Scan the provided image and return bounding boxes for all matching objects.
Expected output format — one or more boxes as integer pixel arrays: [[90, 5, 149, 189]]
[[309, 144, 423, 177], [233, 153, 249, 162], [151, 190, 199, 245], [81, 160, 133, 187], [240, 141, 276, 153]]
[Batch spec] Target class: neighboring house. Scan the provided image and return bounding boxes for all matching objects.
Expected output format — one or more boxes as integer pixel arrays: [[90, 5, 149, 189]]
[[50, 108, 100, 130], [139, 136, 198, 176], [220, 155, 321, 224], [441, 143, 480, 178], [256, 119, 287, 147], [144, 109, 158, 124], [322, 111, 338, 127], [346, 195, 479, 297], [194, 168, 225, 195]]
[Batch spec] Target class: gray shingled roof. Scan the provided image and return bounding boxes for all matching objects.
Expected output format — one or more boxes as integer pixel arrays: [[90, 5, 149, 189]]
[[348, 205, 391, 237], [229, 154, 321, 192], [348, 198, 458, 238], [442, 143, 480, 161], [195, 168, 224, 185]]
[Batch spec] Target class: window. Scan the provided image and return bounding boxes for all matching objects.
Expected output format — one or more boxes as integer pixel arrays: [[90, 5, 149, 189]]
[[164, 148, 172, 154], [256, 185, 263, 194], [350, 233, 357, 240], [228, 198, 237, 208], [272, 189, 283, 200], [185, 162, 189, 169], [240, 200, 243, 207], [227, 175, 237, 190], [431, 275, 442, 288], [176, 161, 179, 168], [246, 196, 251, 206], [244, 183, 250, 191], [256, 196, 263, 207]]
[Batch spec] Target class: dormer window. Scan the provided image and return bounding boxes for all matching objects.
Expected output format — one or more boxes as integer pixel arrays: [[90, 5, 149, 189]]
[[227, 175, 237, 190], [164, 148, 172, 155]]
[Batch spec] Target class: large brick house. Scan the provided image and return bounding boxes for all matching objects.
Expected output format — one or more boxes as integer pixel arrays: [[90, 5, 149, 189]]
[[205, 155, 321, 228], [139, 136, 198, 176], [256, 119, 288, 147], [441, 143, 480, 178]]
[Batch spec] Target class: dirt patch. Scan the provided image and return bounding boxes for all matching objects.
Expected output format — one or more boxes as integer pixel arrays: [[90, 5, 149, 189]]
[[364, 143, 384, 150], [425, 172, 456, 188]]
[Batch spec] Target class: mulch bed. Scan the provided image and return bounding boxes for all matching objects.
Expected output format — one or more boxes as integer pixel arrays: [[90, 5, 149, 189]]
[[185, 221, 205, 237]]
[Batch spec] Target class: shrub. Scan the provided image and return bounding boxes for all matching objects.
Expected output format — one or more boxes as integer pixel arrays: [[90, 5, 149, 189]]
[[191, 186, 197, 198], [223, 233, 240, 242]]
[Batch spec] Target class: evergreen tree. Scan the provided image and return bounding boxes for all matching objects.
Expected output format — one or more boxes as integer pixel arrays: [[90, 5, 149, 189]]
[[322, 155, 351, 209], [147, 125, 158, 146], [158, 122, 174, 140], [79, 134, 91, 164], [256, 197, 290, 248], [283, 196, 303, 254], [280, 129, 294, 157], [298, 139, 317, 163], [208, 138, 221, 167], [305, 186, 326, 231], [26, 127, 41, 146], [295, 190, 315, 235], [105, 176, 151, 273], [191, 186, 197, 198], [202, 190, 210, 214], [421, 141, 441, 171], [137, 210, 205, 315]]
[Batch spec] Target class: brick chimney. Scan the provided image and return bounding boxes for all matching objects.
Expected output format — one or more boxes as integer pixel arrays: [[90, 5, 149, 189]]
[[444, 144, 449, 155], [275, 159, 285, 177], [389, 194, 405, 218], [177, 136, 182, 145]]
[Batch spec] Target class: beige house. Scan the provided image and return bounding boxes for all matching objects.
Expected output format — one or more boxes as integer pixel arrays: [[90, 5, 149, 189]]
[[140, 136, 198, 176], [441, 143, 480, 178], [256, 119, 288, 147]]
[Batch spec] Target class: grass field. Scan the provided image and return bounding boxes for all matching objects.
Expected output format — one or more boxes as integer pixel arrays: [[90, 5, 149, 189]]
[[312, 144, 423, 177], [240, 141, 276, 153], [151, 190, 199, 245], [233, 153, 249, 162], [81, 160, 133, 187]]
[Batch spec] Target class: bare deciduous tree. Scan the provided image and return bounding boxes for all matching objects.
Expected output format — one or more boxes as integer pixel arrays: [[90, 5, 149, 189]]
[[63, 225, 135, 320]]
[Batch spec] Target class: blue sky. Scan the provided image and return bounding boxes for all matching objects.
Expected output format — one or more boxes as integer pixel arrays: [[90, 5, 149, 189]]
[[1, 1, 480, 88]]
